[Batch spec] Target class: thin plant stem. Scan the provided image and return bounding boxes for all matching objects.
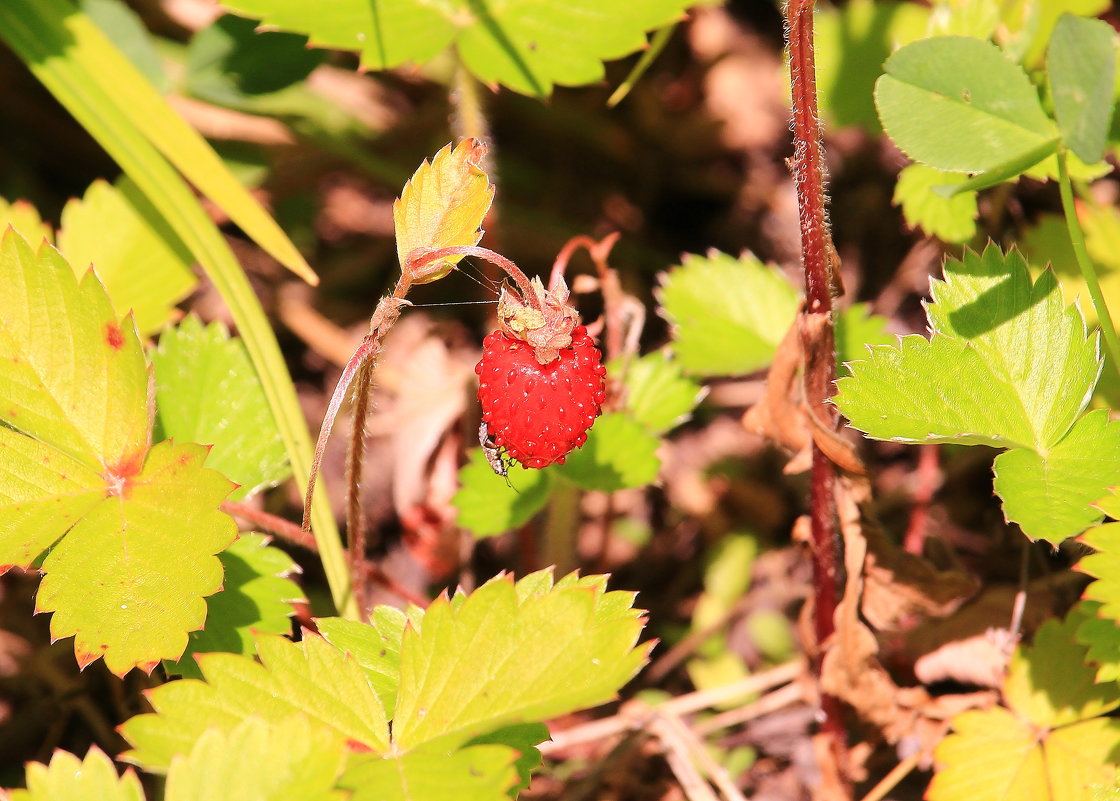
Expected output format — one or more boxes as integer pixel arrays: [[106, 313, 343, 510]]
[[786, 0, 848, 787], [1056, 148, 1120, 373], [345, 355, 376, 613], [607, 23, 676, 108]]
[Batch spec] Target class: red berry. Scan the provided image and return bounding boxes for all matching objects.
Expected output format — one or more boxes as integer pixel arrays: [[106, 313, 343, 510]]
[[476, 325, 606, 469]]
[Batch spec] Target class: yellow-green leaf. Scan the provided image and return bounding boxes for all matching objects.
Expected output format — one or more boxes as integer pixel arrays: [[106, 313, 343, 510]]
[[9, 747, 145, 801], [394, 139, 493, 284]]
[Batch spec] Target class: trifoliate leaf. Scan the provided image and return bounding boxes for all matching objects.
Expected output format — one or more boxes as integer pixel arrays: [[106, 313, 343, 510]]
[[392, 570, 649, 752], [393, 139, 493, 283], [554, 412, 660, 492], [658, 251, 798, 377], [164, 716, 346, 801], [930, 606, 1120, 801], [152, 315, 290, 500], [121, 632, 391, 770], [339, 746, 519, 801], [0, 196, 52, 244], [893, 164, 979, 243], [836, 245, 1108, 543], [612, 351, 706, 434], [166, 533, 303, 679], [317, 607, 407, 718], [994, 411, 1120, 541], [0, 230, 235, 675], [222, 0, 693, 96], [58, 178, 196, 336], [8, 747, 145, 801], [875, 37, 1058, 173], [452, 447, 553, 538], [835, 303, 894, 375], [1047, 14, 1116, 165]]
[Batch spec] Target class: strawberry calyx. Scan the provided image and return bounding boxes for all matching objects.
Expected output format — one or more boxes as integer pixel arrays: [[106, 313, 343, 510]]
[[496, 275, 580, 365]]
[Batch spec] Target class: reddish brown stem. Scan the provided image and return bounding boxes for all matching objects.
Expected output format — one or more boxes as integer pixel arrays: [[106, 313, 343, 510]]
[[548, 233, 626, 361], [222, 501, 318, 551], [410, 246, 540, 309], [787, 0, 848, 786]]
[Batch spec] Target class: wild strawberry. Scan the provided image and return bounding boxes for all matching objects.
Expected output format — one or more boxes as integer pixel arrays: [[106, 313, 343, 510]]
[[475, 276, 606, 469]]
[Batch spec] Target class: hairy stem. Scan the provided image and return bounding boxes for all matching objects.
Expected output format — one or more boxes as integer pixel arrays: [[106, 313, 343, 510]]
[[1056, 148, 1120, 373], [786, 0, 848, 784], [411, 245, 540, 308]]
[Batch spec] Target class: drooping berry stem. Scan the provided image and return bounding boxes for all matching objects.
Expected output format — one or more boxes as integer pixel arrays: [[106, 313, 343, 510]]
[[409, 245, 541, 310], [786, 0, 848, 783]]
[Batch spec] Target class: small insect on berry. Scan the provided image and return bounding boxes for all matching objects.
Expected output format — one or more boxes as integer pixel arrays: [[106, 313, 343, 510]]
[[479, 421, 513, 487]]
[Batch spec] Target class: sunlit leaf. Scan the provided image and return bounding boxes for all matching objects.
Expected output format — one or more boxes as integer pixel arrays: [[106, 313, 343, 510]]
[[1047, 13, 1116, 165], [393, 139, 493, 283], [221, 0, 696, 96], [164, 716, 346, 801], [121, 632, 391, 770], [612, 351, 705, 434], [554, 412, 660, 492], [58, 178, 196, 335], [167, 533, 303, 680], [8, 747, 145, 801], [658, 250, 799, 377], [152, 315, 290, 501], [317, 608, 406, 718], [893, 164, 979, 243], [452, 447, 553, 538], [392, 570, 649, 751], [876, 36, 1057, 173], [339, 747, 518, 801]]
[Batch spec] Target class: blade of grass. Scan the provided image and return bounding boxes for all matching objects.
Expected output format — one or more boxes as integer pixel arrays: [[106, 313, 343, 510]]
[[0, 0, 357, 619], [5, 0, 317, 285]]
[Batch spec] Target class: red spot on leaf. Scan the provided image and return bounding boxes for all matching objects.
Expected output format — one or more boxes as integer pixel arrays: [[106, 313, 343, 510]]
[[105, 322, 124, 350], [346, 739, 373, 753]]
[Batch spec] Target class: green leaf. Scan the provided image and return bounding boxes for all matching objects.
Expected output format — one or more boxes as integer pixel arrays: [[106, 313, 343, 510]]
[[121, 632, 391, 771], [875, 36, 1056, 173], [926, 246, 1099, 446], [930, 606, 1120, 801], [186, 14, 324, 106], [0, 231, 236, 675], [317, 607, 407, 718], [893, 164, 979, 243], [612, 351, 705, 434], [58, 178, 197, 336], [339, 747, 519, 801], [1083, 524, 1120, 623], [994, 410, 1120, 542], [554, 412, 660, 492], [0, 196, 52, 244], [465, 723, 549, 794], [9, 747, 145, 801], [452, 447, 554, 538], [221, 0, 695, 97], [1047, 14, 1117, 165], [0, 0, 353, 615], [658, 250, 798, 377], [167, 533, 303, 680], [930, 137, 1060, 198], [391, 570, 649, 752], [152, 315, 290, 501], [1074, 603, 1120, 683], [835, 245, 1106, 544], [164, 716, 347, 801]]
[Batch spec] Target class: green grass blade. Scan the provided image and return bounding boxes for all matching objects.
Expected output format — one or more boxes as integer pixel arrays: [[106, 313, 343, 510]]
[[0, 0, 356, 619]]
